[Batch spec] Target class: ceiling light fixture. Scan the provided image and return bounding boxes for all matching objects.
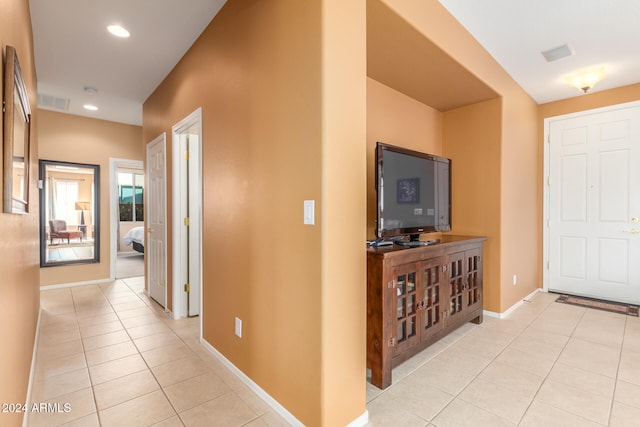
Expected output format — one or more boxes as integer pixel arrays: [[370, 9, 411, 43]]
[[84, 86, 98, 95], [107, 24, 130, 38], [83, 104, 98, 111], [564, 66, 607, 93]]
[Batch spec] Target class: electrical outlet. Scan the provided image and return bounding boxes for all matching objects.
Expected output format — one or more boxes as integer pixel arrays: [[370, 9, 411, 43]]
[[235, 317, 242, 338], [513, 274, 517, 286]]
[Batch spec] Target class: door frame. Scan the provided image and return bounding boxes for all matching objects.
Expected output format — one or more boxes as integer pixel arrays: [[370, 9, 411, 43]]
[[171, 108, 203, 320], [109, 157, 144, 281], [542, 100, 640, 293]]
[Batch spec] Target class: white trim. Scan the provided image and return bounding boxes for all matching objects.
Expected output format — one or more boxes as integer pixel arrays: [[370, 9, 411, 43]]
[[200, 338, 304, 427], [483, 288, 542, 319], [171, 108, 203, 319], [22, 308, 42, 427], [109, 157, 144, 282], [542, 100, 640, 293], [346, 410, 369, 427], [40, 277, 111, 290]]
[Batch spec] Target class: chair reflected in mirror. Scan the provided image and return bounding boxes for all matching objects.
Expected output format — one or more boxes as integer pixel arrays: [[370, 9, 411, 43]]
[[49, 219, 82, 244]]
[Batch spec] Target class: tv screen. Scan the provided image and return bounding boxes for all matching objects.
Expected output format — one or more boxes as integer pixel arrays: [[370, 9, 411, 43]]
[[376, 142, 451, 240]]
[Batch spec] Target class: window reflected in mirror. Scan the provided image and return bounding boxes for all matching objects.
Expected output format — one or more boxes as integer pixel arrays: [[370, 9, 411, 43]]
[[40, 160, 100, 266]]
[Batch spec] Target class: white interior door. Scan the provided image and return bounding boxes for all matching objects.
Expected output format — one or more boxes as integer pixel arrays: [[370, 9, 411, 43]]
[[547, 103, 640, 304], [146, 134, 168, 308], [172, 108, 202, 319]]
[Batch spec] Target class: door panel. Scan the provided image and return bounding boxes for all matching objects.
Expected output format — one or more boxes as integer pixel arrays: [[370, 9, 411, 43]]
[[146, 135, 167, 307]]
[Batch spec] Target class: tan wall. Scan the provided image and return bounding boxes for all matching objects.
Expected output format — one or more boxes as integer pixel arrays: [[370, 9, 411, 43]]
[[443, 99, 503, 311], [0, 1, 40, 425], [366, 77, 444, 239], [320, 1, 366, 423], [144, 1, 366, 424], [38, 110, 143, 286], [382, 0, 540, 313]]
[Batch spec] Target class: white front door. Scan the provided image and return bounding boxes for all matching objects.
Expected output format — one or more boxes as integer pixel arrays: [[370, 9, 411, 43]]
[[146, 134, 168, 308], [547, 103, 640, 304]]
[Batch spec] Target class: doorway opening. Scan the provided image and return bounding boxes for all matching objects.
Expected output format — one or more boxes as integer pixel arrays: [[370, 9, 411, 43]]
[[109, 158, 144, 280], [172, 108, 203, 319]]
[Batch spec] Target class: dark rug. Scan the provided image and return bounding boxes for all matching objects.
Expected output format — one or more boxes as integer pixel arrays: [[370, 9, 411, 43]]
[[555, 294, 639, 317]]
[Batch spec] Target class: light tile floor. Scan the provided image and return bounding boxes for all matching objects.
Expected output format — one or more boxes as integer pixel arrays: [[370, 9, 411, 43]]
[[366, 291, 640, 427], [31, 281, 640, 426], [29, 277, 290, 427]]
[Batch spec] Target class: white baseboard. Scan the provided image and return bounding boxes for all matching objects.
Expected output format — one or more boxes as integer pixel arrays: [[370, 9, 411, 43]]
[[483, 288, 541, 319], [200, 338, 304, 426], [199, 339, 370, 426], [346, 410, 369, 427], [22, 308, 42, 427], [40, 277, 113, 291]]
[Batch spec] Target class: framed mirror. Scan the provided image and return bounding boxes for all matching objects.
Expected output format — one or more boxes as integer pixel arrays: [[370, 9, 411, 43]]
[[39, 160, 100, 267], [3, 45, 31, 214]]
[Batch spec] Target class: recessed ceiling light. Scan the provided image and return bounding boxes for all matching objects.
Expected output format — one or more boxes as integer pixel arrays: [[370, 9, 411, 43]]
[[83, 104, 98, 111], [107, 24, 130, 38]]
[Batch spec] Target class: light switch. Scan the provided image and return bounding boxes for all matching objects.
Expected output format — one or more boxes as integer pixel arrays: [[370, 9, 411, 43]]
[[304, 200, 315, 225]]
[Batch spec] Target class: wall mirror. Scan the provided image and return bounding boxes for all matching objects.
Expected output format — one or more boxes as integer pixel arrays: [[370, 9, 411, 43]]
[[3, 45, 31, 214], [40, 160, 100, 266]]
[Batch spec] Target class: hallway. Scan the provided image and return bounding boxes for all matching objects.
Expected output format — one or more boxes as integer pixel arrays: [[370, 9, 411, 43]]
[[29, 278, 289, 426]]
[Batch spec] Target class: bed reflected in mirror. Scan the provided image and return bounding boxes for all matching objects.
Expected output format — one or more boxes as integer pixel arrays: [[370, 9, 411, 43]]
[[40, 160, 100, 266]]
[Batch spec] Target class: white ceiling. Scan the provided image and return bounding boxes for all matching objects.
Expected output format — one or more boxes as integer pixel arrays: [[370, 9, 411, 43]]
[[438, 0, 640, 104], [29, 0, 227, 126], [29, 1, 640, 126]]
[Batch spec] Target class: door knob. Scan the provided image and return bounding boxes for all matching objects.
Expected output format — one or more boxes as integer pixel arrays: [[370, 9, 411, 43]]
[[147, 228, 155, 233], [632, 217, 639, 223]]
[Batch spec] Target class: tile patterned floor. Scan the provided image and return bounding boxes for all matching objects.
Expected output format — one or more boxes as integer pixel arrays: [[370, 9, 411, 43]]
[[366, 292, 640, 427], [31, 281, 640, 426], [30, 277, 290, 427]]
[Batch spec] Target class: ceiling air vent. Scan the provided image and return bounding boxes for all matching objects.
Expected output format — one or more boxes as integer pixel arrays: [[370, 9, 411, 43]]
[[541, 43, 574, 62], [37, 93, 70, 111]]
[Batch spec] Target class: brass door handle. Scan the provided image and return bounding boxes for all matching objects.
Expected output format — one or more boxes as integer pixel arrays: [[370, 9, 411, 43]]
[[147, 228, 155, 233], [622, 228, 640, 235]]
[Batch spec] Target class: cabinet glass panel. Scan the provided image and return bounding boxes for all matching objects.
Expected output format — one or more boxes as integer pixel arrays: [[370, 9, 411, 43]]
[[423, 263, 441, 330], [396, 270, 417, 343], [408, 293, 416, 315], [407, 316, 416, 338], [466, 254, 481, 305], [397, 274, 406, 296], [407, 273, 415, 293], [397, 321, 405, 342], [397, 297, 405, 319], [448, 255, 464, 316]]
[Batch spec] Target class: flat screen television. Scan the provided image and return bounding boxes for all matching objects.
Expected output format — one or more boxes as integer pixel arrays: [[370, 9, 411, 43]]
[[375, 142, 451, 246]]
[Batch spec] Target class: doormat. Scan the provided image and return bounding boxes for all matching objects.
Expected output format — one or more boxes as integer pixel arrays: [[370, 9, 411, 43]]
[[555, 294, 639, 317]]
